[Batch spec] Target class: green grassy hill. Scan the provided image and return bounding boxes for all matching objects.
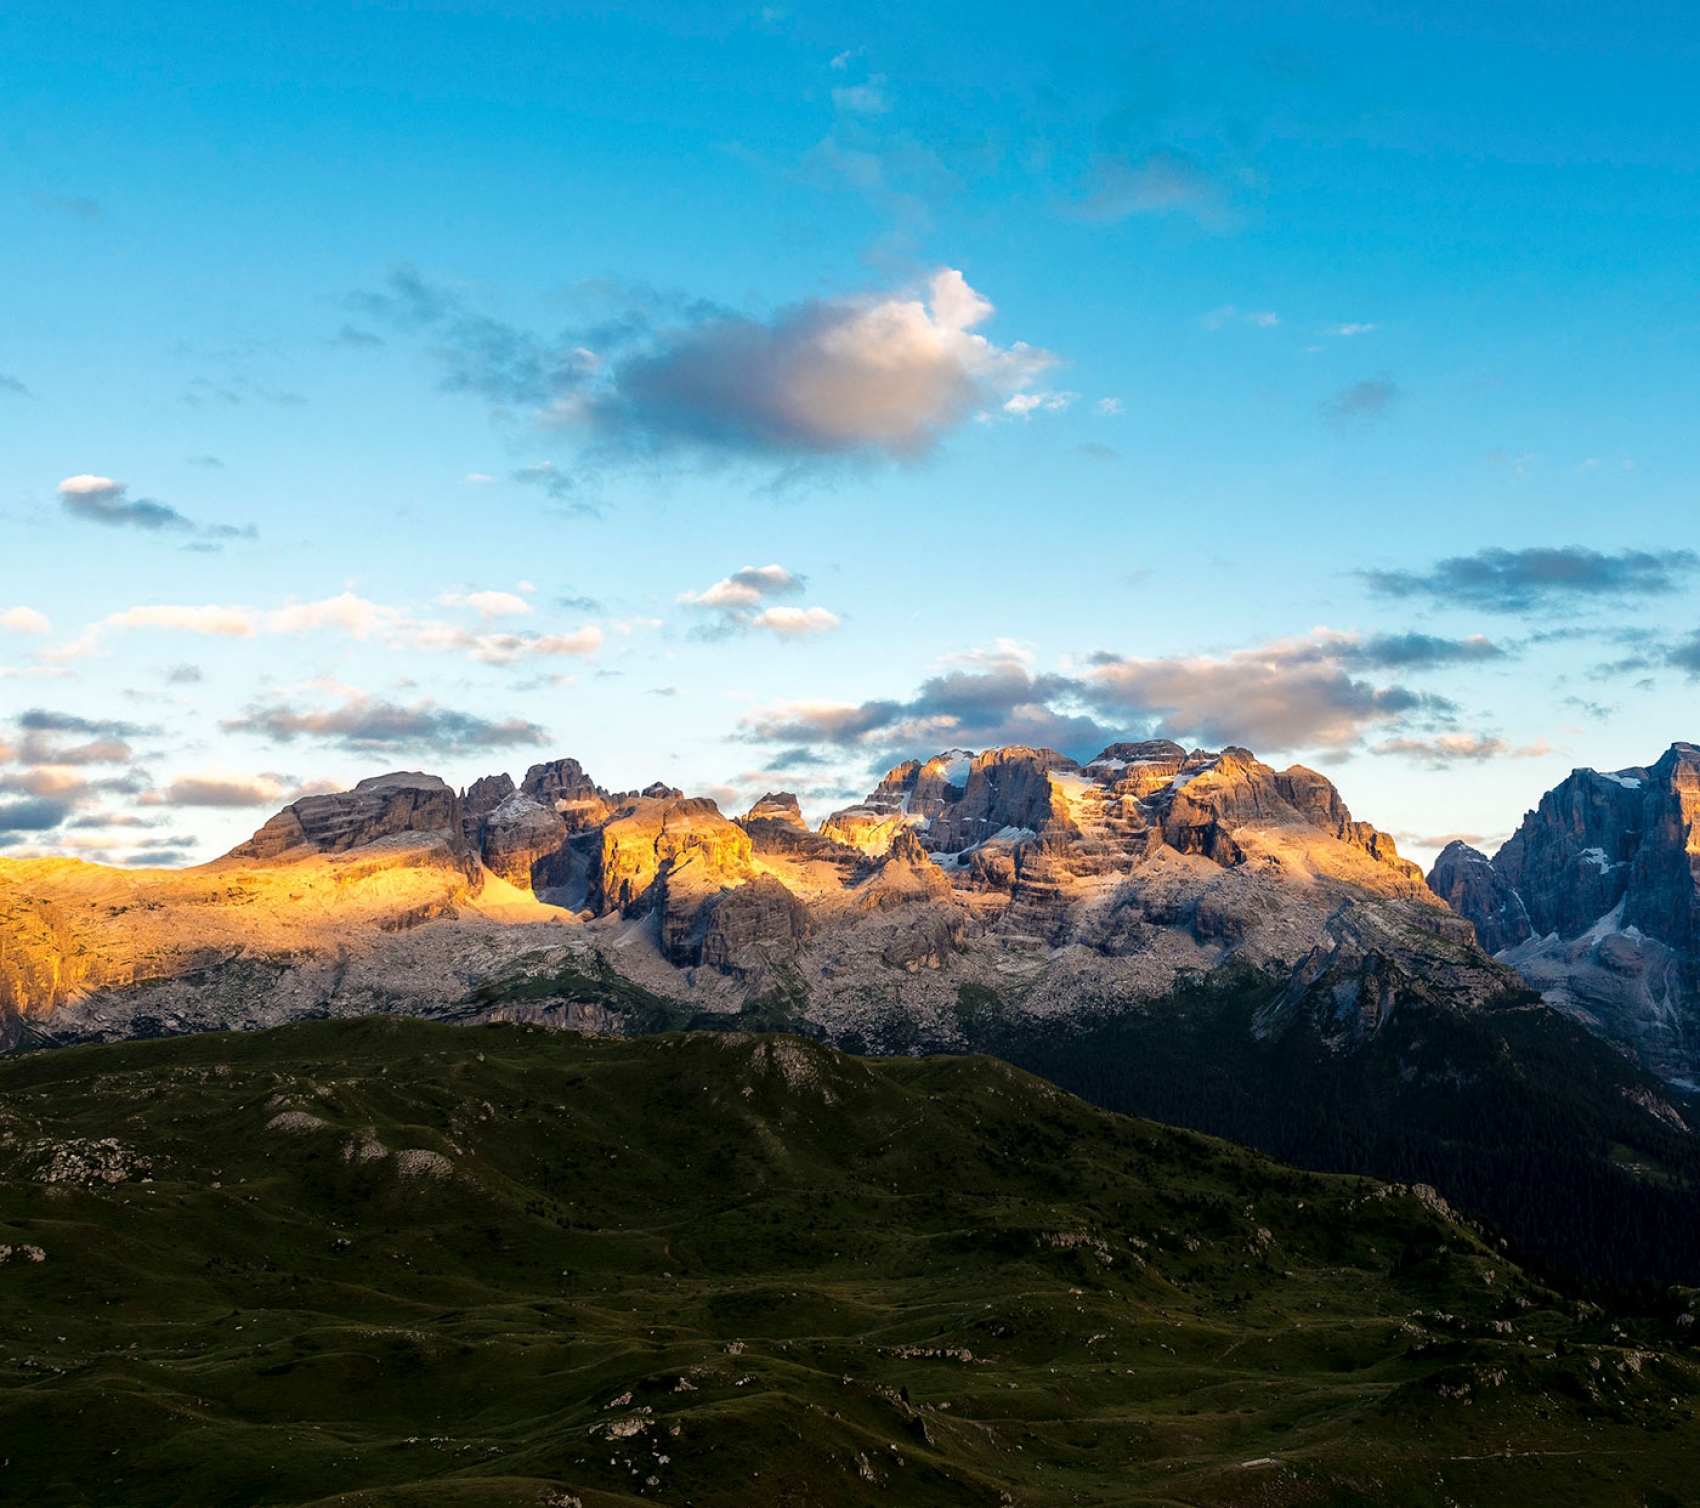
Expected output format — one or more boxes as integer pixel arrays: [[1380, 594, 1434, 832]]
[[1, 1018, 1696, 1507]]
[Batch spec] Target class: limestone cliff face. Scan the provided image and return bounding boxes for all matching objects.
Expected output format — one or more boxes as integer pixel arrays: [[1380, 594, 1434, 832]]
[[232, 773, 465, 861], [593, 797, 754, 917], [477, 793, 569, 890], [1427, 744, 1700, 1083]]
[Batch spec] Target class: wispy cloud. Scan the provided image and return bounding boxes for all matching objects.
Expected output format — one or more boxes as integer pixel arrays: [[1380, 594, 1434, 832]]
[[31, 190, 103, 221], [1362, 546, 1700, 612], [222, 683, 549, 754], [1371, 734, 1552, 766], [54, 473, 255, 542], [1077, 150, 1230, 227], [43, 591, 602, 667], [1322, 375, 1399, 429]]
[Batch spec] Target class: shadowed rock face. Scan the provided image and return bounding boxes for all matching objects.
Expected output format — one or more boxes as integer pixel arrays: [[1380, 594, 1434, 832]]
[[1427, 743, 1700, 1083], [1428, 840, 1532, 955]]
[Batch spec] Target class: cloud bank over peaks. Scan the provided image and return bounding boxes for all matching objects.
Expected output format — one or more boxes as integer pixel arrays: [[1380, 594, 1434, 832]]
[[739, 629, 1501, 773], [355, 264, 1061, 468]]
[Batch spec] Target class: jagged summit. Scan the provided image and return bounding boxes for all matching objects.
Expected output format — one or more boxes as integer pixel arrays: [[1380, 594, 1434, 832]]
[[1427, 742, 1700, 1082]]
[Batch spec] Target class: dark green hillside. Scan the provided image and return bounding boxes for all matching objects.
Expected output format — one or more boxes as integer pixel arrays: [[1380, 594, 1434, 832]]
[[1, 1019, 1696, 1507], [967, 972, 1700, 1290]]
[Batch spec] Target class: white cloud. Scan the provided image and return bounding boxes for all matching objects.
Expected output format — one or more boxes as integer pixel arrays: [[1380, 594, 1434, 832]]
[[1332, 322, 1378, 337], [1, 607, 50, 635], [267, 593, 386, 637], [680, 564, 838, 640], [1092, 397, 1123, 416], [1371, 734, 1553, 765], [57, 473, 121, 498], [752, 606, 841, 637], [557, 266, 1057, 460], [437, 588, 533, 618], [1002, 390, 1075, 417], [49, 591, 602, 667], [106, 604, 259, 636], [681, 564, 803, 610]]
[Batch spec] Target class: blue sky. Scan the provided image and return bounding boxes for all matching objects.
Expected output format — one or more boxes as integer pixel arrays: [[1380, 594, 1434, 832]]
[[3, 0, 1698, 869]]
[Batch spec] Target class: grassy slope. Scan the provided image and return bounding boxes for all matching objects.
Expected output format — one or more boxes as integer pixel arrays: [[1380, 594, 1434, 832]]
[[0, 1018, 1696, 1508]]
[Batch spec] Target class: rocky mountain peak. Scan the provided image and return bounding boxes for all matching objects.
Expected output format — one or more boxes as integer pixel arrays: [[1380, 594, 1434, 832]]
[[1427, 741, 1700, 1083], [742, 791, 808, 829], [228, 769, 465, 862]]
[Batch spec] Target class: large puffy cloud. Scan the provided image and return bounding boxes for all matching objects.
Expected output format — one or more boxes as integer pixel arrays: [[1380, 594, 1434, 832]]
[[358, 264, 1059, 463], [222, 685, 549, 754], [1363, 546, 1699, 612]]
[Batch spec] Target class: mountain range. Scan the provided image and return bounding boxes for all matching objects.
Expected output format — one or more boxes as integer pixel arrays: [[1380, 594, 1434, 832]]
[[2, 739, 1698, 1284]]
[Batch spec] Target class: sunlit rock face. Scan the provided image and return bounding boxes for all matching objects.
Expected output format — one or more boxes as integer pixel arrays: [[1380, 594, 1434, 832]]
[[1429, 744, 1700, 1084], [3, 742, 1521, 1065], [742, 791, 809, 830], [593, 796, 754, 916], [231, 772, 465, 860]]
